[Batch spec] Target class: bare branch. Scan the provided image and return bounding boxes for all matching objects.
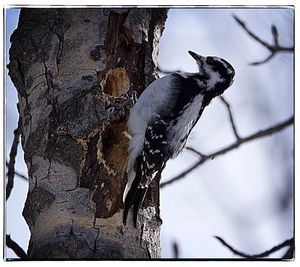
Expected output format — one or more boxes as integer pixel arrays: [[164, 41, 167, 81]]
[[6, 235, 28, 259], [233, 15, 294, 65], [14, 170, 28, 181], [172, 241, 180, 258], [6, 162, 28, 181], [219, 96, 241, 141], [233, 15, 273, 50], [6, 118, 21, 200], [214, 236, 294, 259], [271, 25, 279, 47], [282, 243, 295, 259], [161, 116, 293, 188], [249, 53, 276, 66], [186, 146, 206, 158]]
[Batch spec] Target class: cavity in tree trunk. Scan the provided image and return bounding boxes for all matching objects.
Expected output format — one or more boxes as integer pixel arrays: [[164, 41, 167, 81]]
[[8, 8, 168, 259]]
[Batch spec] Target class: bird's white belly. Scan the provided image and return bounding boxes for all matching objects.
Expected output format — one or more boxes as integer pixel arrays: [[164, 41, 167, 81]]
[[167, 93, 203, 154]]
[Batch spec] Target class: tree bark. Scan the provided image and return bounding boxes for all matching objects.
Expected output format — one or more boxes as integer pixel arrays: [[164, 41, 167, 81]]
[[8, 8, 168, 259]]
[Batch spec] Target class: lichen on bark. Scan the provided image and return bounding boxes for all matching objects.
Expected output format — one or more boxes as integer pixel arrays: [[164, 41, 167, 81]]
[[8, 8, 168, 259]]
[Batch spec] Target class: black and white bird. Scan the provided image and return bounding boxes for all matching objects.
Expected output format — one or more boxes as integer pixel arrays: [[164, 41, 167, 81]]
[[123, 50, 235, 226]]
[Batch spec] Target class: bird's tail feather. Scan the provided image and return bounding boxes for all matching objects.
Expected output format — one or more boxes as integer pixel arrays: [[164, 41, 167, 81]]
[[123, 156, 149, 227], [123, 185, 136, 225], [132, 187, 148, 227], [123, 183, 148, 227]]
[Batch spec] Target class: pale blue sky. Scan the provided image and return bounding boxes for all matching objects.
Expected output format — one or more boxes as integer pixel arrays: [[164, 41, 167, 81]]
[[5, 8, 30, 260]]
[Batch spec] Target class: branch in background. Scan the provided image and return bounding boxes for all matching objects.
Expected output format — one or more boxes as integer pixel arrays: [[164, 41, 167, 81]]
[[214, 236, 294, 259], [219, 96, 241, 141], [161, 116, 293, 188], [233, 15, 294, 66], [185, 147, 206, 158], [6, 235, 28, 259], [6, 162, 28, 181], [6, 118, 21, 200], [282, 242, 295, 259], [172, 241, 180, 258], [13, 170, 28, 181]]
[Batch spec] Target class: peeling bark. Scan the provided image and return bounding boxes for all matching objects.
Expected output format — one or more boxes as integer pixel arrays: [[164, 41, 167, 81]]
[[8, 8, 168, 259]]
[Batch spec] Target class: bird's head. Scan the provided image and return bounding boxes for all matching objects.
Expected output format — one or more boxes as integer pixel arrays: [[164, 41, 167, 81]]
[[188, 50, 235, 95]]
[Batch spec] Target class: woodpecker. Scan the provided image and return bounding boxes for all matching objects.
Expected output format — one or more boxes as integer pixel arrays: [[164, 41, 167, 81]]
[[123, 50, 235, 226]]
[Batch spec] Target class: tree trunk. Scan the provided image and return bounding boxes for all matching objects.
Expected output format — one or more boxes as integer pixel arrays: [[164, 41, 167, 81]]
[[8, 8, 168, 259]]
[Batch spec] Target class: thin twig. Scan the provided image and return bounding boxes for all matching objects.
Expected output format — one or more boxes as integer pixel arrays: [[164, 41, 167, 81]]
[[6, 118, 21, 200], [6, 235, 28, 259], [186, 147, 206, 158], [161, 116, 293, 188], [233, 15, 294, 65], [250, 53, 276, 66], [6, 162, 28, 181], [14, 170, 28, 181], [219, 96, 241, 141], [282, 243, 295, 259], [172, 241, 180, 258], [214, 236, 294, 259]]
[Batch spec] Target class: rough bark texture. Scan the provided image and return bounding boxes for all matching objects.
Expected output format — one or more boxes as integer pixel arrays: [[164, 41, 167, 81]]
[[8, 8, 168, 259]]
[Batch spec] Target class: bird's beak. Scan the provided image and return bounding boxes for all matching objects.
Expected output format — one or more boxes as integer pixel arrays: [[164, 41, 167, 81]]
[[188, 51, 205, 62]]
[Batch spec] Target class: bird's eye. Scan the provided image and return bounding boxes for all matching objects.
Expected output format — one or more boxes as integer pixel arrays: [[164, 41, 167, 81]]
[[206, 57, 214, 64]]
